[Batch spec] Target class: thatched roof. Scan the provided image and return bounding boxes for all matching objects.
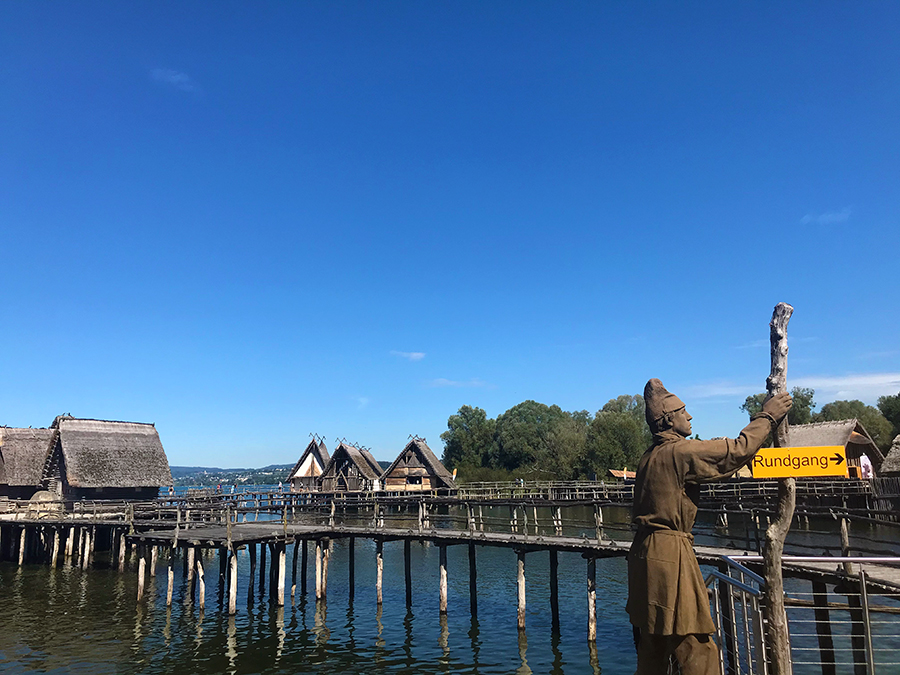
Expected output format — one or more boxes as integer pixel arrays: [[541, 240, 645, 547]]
[[0, 428, 56, 486], [52, 417, 173, 488], [323, 441, 382, 481], [789, 419, 884, 463], [288, 439, 330, 480], [382, 438, 456, 488], [880, 435, 900, 475]]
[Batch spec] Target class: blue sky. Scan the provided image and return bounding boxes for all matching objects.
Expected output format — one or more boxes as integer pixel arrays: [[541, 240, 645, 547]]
[[2, 2, 898, 466]]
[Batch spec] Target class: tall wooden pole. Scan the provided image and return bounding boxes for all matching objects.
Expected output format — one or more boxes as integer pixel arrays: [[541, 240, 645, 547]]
[[763, 302, 794, 675], [516, 550, 526, 631], [376, 539, 384, 605], [439, 545, 448, 615], [228, 550, 238, 615]]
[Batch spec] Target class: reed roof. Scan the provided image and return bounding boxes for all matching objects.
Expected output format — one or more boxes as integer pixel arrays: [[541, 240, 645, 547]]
[[288, 439, 330, 480], [53, 417, 173, 488], [879, 435, 900, 475], [788, 419, 883, 462], [382, 438, 456, 488], [0, 428, 56, 486], [323, 441, 382, 481]]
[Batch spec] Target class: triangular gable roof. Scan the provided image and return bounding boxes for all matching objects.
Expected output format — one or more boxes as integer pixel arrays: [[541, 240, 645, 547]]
[[323, 441, 381, 481], [789, 419, 884, 463], [288, 439, 330, 480], [381, 438, 456, 488], [52, 417, 173, 488], [879, 435, 900, 475], [0, 428, 56, 486]]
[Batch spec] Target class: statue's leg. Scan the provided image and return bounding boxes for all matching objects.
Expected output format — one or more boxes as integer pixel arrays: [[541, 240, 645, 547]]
[[672, 634, 719, 675], [635, 631, 675, 675]]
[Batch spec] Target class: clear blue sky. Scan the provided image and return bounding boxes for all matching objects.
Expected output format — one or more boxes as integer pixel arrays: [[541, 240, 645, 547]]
[[2, 2, 898, 467]]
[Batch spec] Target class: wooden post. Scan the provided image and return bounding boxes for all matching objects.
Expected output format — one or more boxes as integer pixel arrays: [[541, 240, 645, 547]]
[[196, 555, 205, 610], [150, 545, 158, 577], [468, 542, 477, 617], [81, 528, 91, 570], [376, 539, 384, 605], [348, 536, 355, 600], [186, 546, 195, 582], [550, 549, 559, 629], [259, 540, 266, 592], [228, 550, 238, 615], [66, 526, 75, 559], [277, 543, 286, 606], [301, 539, 308, 596], [516, 550, 526, 631], [118, 531, 126, 572], [762, 302, 795, 675], [439, 544, 448, 614], [404, 539, 412, 607], [166, 548, 174, 607], [137, 547, 146, 601], [291, 538, 299, 599], [322, 539, 330, 600], [840, 517, 854, 575], [19, 527, 26, 566], [248, 543, 257, 595], [315, 539, 323, 600], [587, 557, 597, 641], [50, 529, 60, 569], [811, 580, 836, 675]]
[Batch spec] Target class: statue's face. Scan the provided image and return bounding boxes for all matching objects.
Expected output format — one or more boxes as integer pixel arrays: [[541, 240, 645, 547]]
[[671, 407, 693, 437]]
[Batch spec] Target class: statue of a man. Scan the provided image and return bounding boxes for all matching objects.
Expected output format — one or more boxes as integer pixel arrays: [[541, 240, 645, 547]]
[[627, 378, 792, 674]]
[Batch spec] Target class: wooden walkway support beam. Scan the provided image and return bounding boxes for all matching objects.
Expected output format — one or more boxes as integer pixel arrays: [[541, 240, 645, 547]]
[[228, 549, 238, 615], [439, 544, 448, 614], [196, 555, 206, 610], [550, 549, 559, 629], [517, 550, 526, 631], [348, 536, 355, 600], [376, 539, 384, 605], [315, 539, 323, 601], [405, 539, 412, 607], [468, 542, 477, 617], [587, 557, 597, 641], [276, 542, 286, 606], [137, 546, 146, 601]]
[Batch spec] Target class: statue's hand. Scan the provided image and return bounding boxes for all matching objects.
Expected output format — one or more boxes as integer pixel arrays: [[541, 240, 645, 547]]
[[763, 392, 793, 422]]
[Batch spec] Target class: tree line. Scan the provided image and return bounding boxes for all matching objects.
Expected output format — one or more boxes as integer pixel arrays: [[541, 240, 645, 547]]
[[441, 389, 900, 483]]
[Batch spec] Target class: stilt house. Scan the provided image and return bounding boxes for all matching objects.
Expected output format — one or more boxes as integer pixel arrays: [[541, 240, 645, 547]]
[[380, 437, 456, 492], [0, 428, 57, 500], [288, 438, 330, 492], [43, 416, 173, 500], [789, 419, 884, 478], [318, 441, 382, 492]]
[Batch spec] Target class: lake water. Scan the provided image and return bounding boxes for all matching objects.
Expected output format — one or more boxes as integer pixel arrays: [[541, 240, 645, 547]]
[[0, 537, 635, 674]]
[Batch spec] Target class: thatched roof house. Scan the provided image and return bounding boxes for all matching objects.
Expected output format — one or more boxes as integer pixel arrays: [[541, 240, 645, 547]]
[[45, 416, 173, 499], [879, 435, 900, 476], [319, 441, 382, 492], [381, 438, 456, 492], [789, 419, 883, 477], [288, 438, 330, 491], [0, 428, 57, 499]]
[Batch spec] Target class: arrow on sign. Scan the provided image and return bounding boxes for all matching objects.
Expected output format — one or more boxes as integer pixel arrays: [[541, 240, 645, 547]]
[[833, 453, 845, 465]]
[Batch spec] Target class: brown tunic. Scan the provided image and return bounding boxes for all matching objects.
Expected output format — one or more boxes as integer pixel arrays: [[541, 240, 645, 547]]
[[626, 416, 773, 635]]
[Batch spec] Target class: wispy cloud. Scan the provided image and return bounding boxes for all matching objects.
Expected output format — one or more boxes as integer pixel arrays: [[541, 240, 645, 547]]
[[684, 381, 757, 399], [391, 350, 425, 362], [800, 207, 851, 225], [354, 396, 370, 410], [428, 378, 489, 388], [856, 350, 900, 361], [735, 336, 817, 350], [150, 68, 198, 92], [792, 373, 900, 402]]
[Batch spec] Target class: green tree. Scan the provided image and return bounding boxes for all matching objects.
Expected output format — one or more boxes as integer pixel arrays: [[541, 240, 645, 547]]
[[440, 405, 496, 470], [877, 391, 900, 438], [739, 387, 816, 425], [814, 400, 894, 451], [582, 409, 647, 478], [492, 400, 572, 471]]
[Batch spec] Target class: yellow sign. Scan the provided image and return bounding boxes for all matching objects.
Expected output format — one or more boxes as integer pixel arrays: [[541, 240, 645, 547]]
[[752, 446, 848, 479]]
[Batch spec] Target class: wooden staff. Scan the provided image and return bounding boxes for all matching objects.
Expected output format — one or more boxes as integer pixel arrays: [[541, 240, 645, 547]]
[[763, 302, 794, 675]]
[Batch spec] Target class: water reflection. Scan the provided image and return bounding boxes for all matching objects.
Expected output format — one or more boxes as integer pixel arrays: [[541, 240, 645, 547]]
[[517, 630, 532, 675]]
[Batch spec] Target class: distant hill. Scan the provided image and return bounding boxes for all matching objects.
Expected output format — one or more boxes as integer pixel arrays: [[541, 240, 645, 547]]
[[170, 463, 294, 486]]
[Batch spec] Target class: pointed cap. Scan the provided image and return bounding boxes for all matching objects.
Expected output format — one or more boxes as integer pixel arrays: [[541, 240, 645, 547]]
[[644, 378, 686, 426]]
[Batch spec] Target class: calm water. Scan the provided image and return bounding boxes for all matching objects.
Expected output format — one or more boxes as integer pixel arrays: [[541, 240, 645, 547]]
[[0, 538, 635, 674]]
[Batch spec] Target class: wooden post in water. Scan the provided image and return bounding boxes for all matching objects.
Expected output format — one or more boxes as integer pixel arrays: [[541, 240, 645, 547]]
[[118, 531, 126, 572], [66, 526, 75, 560], [516, 550, 526, 631], [248, 543, 257, 593], [811, 580, 836, 675], [150, 545, 158, 577], [51, 529, 60, 569], [137, 546, 146, 601], [315, 539, 323, 600], [291, 537, 299, 599], [549, 549, 559, 629], [376, 539, 384, 605], [259, 540, 266, 592], [348, 536, 355, 600], [468, 542, 477, 617], [277, 543, 286, 606], [322, 539, 331, 599], [186, 546, 195, 582], [19, 527, 26, 566], [228, 549, 238, 615], [587, 557, 597, 641], [439, 544, 448, 615], [404, 539, 412, 607], [166, 548, 175, 607], [301, 539, 308, 596], [196, 555, 206, 610], [81, 528, 91, 570]]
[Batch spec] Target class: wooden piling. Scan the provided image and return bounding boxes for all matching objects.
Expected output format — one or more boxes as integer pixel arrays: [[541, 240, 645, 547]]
[[376, 539, 384, 605], [301, 539, 308, 596], [137, 547, 146, 601], [439, 545, 448, 615], [811, 580, 836, 675], [66, 526, 75, 559], [277, 543, 286, 606], [166, 548, 174, 607], [186, 546, 195, 582], [468, 542, 477, 617], [19, 527, 26, 566], [50, 529, 60, 569], [228, 549, 238, 615], [404, 539, 412, 607], [118, 531, 126, 572], [587, 557, 597, 641], [291, 538, 299, 598], [315, 539, 323, 600], [196, 556, 205, 610], [81, 528, 91, 570], [550, 549, 559, 629], [322, 539, 330, 599], [516, 550, 526, 630], [259, 540, 267, 592], [150, 545, 158, 577], [248, 542, 257, 596]]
